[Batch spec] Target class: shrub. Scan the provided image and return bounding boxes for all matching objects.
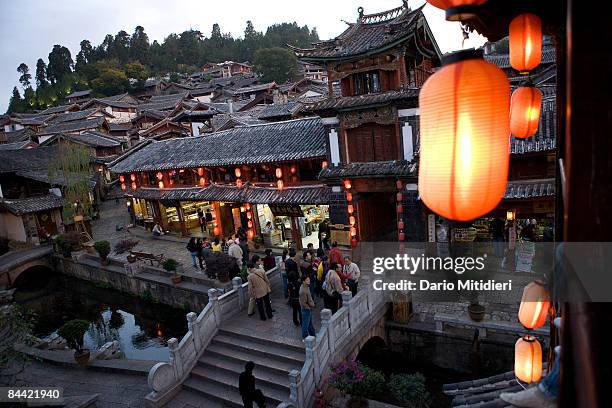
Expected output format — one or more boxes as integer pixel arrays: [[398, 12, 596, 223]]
[[57, 319, 90, 352], [114, 239, 138, 254], [327, 359, 364, 395], [63, 231, 81, 250], [162, 258, 179, 272], [388, 372, 431, 408], [354, 365, 387, 400], [94, 240, 111, 259]]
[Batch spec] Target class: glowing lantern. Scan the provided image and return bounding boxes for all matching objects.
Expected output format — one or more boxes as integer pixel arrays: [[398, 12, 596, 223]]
[[198, 167, 204, 176], [419, 49, 510, 221], [245, 203, 251, 210], [344, 180, 352, 190], [510, 85, 542, 138], [396, 204, 403, 214], [199, 177, 206, 186], [277, 180, 284, 190], [322, 161, 328, 169], [426, 0, 488, 21], [510, 13, 542, 73], [158, 181, 164, 189], [248, 220, 253, 229], [213, 226, 220, 236], [507, 210, 516, 221], [131, 182, 137, 190], [346, 192, 353, 202], [130, 173, 136, 182], [349, 216, 356, 226], [275, 168, 283, 178], [236, 179, 243, 188], [121, 183, 127, 191], [119, 175, 125, 183], [240, 206, 246, 212], [514, 335, 542, 383], [156, 172, 163, 181], [234, 168, 241, 178], [350, 227, 357, 237], [351, 238, 358, 248], [398, 219, 405, 230], [248, 229, 254, 239], [347, 204, 354, 214], [396, 192, 403, 202], [247, 212, 252, 220], [399, 232, 405, 241], [518, 280, 550, 329], [290, 165, 297, 174], [396, 180, 403, 190]]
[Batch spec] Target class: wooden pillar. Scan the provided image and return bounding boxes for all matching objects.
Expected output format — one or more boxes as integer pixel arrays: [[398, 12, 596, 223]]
[[176, 205, 187, 236], [291, 216, 303, 250]]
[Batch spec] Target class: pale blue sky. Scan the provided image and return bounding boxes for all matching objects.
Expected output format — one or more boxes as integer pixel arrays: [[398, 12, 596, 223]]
[[0, 0, 486, 112]]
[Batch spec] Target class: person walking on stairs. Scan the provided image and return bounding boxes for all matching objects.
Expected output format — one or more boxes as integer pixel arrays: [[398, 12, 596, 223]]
[[239, 361, 266, 408]]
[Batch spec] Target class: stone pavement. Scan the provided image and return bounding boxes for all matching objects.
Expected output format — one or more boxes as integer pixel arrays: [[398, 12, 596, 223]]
[[0, 358, 149, 408]]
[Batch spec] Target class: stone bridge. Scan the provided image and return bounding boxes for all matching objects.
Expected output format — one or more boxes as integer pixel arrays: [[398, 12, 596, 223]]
[[0, 246, 54, 288], [145, 264, 387, 408]]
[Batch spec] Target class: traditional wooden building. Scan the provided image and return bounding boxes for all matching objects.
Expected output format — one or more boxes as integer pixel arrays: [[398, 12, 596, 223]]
[[292, 1, 441, 244]]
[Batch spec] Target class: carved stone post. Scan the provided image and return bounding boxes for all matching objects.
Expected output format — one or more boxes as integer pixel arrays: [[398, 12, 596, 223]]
[[186, 312, 200, 350], [321, 308, 334, 355], [289, 369, 302, 407], [208, 288, 220, 326], [167, 337, 181, 380], [232, 276, 244, 310], [305, 336, 321, 387], [342, 290, 355, 330], [360, 275, 371, 312]]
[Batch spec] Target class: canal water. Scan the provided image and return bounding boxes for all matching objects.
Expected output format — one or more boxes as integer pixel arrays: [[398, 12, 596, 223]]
[[13, 268, 188, 361]]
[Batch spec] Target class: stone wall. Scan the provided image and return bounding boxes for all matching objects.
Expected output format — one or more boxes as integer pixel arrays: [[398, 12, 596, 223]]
[[55, 255, 209, 311], [413, 301, 519, 324]]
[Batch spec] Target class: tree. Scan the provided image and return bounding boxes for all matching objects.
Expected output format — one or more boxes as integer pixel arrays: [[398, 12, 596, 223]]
[[24, 87, 36, 109], [125, 61, 149, 90], [253, 47, 299, 83], [47, 45, 73, 84], [129, 26, 150, 64], [114, 30, 131, 64], [6, 87, 24, 113], [17, 63, 31, 89], [91, 68, 129, 95], [75, 40, 94, 72], [242, 20, 264, 61], [35, 58, 48, 87]]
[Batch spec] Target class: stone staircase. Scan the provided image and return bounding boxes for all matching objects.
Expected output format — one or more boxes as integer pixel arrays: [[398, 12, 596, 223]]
[[169, 326, 305, 408]]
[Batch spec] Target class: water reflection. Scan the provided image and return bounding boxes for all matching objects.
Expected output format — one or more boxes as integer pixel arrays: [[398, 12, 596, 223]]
[[14, 275, 188, 361]]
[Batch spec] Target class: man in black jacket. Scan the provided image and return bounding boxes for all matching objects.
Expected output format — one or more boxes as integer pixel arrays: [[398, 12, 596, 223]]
[[239, 361, 265, 408]]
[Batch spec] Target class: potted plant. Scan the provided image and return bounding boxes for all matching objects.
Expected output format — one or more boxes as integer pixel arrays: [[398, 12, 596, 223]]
[[93, 240, 111, 265], [466, 290, 485, 322], [163, 258, 181, 284], [57, 319, 90, 365]]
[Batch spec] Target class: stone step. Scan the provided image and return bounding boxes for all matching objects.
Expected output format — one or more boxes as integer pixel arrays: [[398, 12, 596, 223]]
[[184, 375, 284, 408], [166, 389, 224, 408], [195, 357, 290, 394], [192, 364, 289, 397], [212, 334, 305, 365], [218, 327, 305, 354], [204, 343, 302, 376]]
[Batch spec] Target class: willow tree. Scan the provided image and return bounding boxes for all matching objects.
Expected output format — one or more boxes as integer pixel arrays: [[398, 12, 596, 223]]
[[48, 142, 93, 221]]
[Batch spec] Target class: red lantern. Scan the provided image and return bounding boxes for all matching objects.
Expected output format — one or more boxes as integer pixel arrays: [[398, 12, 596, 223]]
[[396, 192, 403, 202], [350, 227, 357, 237], [344, 180, 352, 190], [247, 212, 252, 220], [399, 232, 405, 241], [347, 204, 354, 214], [275, 168, 283, 178], [290, 165, 297, 174], [518, 280, 550, 329], [131, 182, 137, 190], [245, 203, 251, 210], [349, 216, 356, 226], [248, 220, 253, 229], [235, 168, 241, 178], [510, 13, 542, 73], [199, 177, 206, 186], [156, 172, 163, 181], [510, 85, 542, 139], [351, 238, 358, 248], [277, 180, 284, 190], [198, 167, 204, 176], [346, 192, 353, 202], [213, 226, 220, 236], [322, 160, 328, 169], [396, 180, 403, 190], [398, 219, 405, 230], [396, 204, 403, 214], [426, 0, 488, 21], [236, 179, 243, 188], [121, 183, 126, 191], [419, 49, 510, 221], [248, 229, 254, 239], [130, 173, 136, 182], [515, 335, 542, 383], [158, 181, 164, 189], [119, 175, 125, 183]]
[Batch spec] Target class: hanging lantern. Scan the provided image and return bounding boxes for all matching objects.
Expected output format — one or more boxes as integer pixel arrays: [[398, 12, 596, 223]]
[[426, 0, 488, 21], [510, 13, 542, 73], [131, 182, 137, 190], [349, 216, 356, 226], [344, 180, 352, 190], [236, 179, 243, 188], [398, 219, 405, 230], [399, 232, 405, 241], [396, 204, 403, 214], [119, 175, 125, 183], [290, 165, 297, 174], [275, 168, 283, 178], [419, 49, 510, 221], [158, 181, 164, 189], [235, 168, 241, 178], [396, 180, 403, 190], [248, 229, 254, 239], [514, 335, 542, 383], [213, 226, 220, 236], [247, 211, 252, 220], [240, 206, 246, 212], [350, 227, 357, 237], [396, 192, 403, 202], [507, 210, 516, 221], [121, 183, 126, 191], [347, 204, 354, 214], [198, 167, 204, 176], [346, 192, 353, 202], [510, 85, 542, 139], [248, 220, 253, 229], [277, 180, 284, 190], [130, 173, 136, 182], [199, 177, 206, 186], [156, 172, 163, 181], [351, 238, 358, 248], [518, 280, 550, 329], [322, 160, 328, 169]]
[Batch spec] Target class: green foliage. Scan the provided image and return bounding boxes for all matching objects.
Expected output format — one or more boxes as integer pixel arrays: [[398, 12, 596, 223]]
[[327, 359, 365, 395], [7, 86, 24, 113], [388, 373, 431, 408], [57, 319, 90, 351], [140, 290, 154, 303], [91, 68, 129, 95], [0, 305, 35, 368], [254, 47, 298, 83], [355, 365, 387, 400], [47, 45, 73, 84], [94, 240, 111, 259], [17, 63, 31, 89], [162, 258, 179, 272]]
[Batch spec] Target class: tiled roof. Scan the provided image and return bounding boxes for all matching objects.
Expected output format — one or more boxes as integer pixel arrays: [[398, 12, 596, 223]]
[[110, 117, 326, 173], [290, 5, 423, 61], [38, 104, 80, 115], [258, 101, 303, 120], [229, 82, 276, 95], [302, 88, 419, 112], [0, 194, 64, 215], [48, 108, 105, 124], [108, 122, 132, 132], [504, 178, 555, 200], [443, 370, 521, 407], [39, 117, 106, 135], [128, 183, 329, 205], [319, 160, 417, 180], [2, 128, 37, 143], [485, 46, 556, 69], [67, 132, 122, 148], [137, 99, 182, 112], [66, 89, 92, 98], [0, 141, 36, 150], [0, 146, 58, 173], [83, 98, 135, 109]]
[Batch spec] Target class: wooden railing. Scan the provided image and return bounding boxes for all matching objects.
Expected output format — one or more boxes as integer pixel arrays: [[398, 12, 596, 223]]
[[279, 275, 386, 408], [146, 266, 281, 407]]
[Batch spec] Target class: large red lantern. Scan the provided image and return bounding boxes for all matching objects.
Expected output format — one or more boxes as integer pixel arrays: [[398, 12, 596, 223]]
[[426, 0, 488, 21], [277, 180, 284, 190], [121, 183, 127, 191], [156, 172, 163, 181], [275, 168, 283, 179], [346, 192, 353, 202], [290, 165, 297, 174], [247, 211, 252, 220], [199, 177, 206, 186], [347, 204, 354, 214], [213, 226, 220, 236], [235, 168, 241, 178], [248, 220, 253, 229], [322, 161, 328, 169], [119, 175, 125, 183], [419, 49, 510, 221], [396, 192, 403, 202], [399, 232, 405, 241], [350, 227, 357, 237], [247, 229, 254, 240], [518, 280, 550, 329], [236, 179, 243, 188], [130, 173, 136, 182], [349, 216, 356, 226], [198, 167, 204, 177], [344, 180, 352, 190], [510, 85, 542, 139], [396, 204, 403, 214], [510, 13, 542, 73], [158, 181, 164, 189], [514, 335, 542, 383], [131, 182, 137, 190]]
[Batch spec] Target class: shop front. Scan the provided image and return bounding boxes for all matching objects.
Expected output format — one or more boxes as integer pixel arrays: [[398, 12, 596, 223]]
[[256, 203, 329, 249]]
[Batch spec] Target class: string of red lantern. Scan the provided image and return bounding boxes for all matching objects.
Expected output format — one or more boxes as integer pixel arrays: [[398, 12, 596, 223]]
[[344, 179, 357, 247], [397, 180, 405, 242]]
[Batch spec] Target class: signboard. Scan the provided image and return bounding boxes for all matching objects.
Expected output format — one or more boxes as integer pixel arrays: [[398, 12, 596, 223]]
[[268, 204, 303, 217], [331, 228, 351, 247], [515, 241, 535, 273]]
